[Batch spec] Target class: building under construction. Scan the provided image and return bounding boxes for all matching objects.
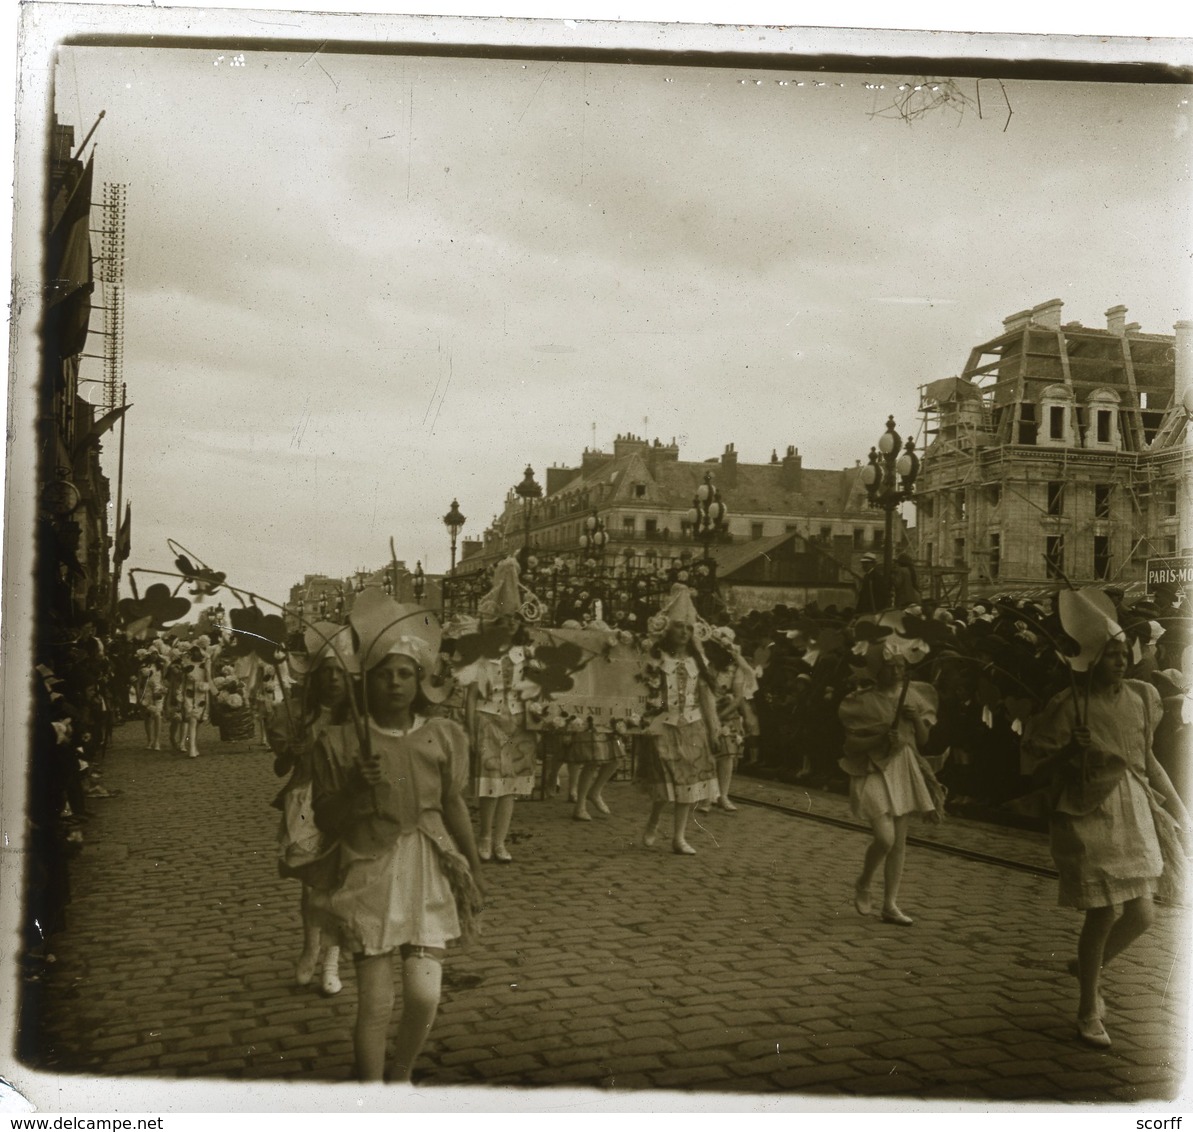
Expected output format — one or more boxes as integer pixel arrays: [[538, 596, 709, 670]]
[[916, 299, 1191, 602]]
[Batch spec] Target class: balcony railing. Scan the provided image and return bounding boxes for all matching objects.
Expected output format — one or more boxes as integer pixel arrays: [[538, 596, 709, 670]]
[[441, 552, 722, 627]]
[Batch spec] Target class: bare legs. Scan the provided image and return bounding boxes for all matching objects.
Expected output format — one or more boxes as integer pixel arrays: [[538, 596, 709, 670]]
[[391, 955, 442, 1083], [353, 952, 443, 1083], [143, 711, 161, 750], [183, 716, 201, 759], [715, 755, 738, 811], [672, 801, 696, 853], [1075, 897, 1155, 1044], [354, 955, 395, 1081], [641, 799, 697, 854], [855, 813, 911, 922], [573, 760, 617, 820], [477, 794, 516, 861]]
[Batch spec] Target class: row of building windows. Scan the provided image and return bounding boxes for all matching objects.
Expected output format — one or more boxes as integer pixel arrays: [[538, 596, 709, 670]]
[[925, 533, 1179, 579], [532, 515, 884, 544], [926, 483, 1177, 522]]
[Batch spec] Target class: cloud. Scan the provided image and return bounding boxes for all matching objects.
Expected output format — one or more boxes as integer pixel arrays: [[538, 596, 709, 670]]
[[56, 46, 1193, 605]]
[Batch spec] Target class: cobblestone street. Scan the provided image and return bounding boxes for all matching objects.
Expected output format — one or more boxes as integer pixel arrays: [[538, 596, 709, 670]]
[[13, 721, 1191, 1108]]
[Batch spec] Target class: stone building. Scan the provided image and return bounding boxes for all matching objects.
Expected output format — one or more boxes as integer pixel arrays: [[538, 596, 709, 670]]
[[38, 114, 114, 631], [916, 299, 1191, 602], [285, 564, 442, 629], [459, 432, 905, 583]]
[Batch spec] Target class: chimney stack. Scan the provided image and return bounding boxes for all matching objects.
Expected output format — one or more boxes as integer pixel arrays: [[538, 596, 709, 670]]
[[1106, 305, 1128, 336], [1031, 298, 1064, 331], [1002, 308, 1032, 333], [720, 442, 738, 487], [780, 444, 802, 490]]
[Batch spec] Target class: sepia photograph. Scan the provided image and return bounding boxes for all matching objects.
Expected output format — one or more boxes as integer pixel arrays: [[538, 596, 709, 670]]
[[3, 0, 1193, 1115]]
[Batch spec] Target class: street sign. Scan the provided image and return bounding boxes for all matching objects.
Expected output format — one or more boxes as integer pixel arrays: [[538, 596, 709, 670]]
[[1145, 556, 1193, 590]]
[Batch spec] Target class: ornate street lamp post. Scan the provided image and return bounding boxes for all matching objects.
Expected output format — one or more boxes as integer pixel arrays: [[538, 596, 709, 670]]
[[860, 415, 920, 609], [686, 471, 728, 615], [442, 498, 465, 616], [514, 465, 542, 572], [443, 498, 466, 575], [576, 510, 609, 623], [578, 509, 607, 562]]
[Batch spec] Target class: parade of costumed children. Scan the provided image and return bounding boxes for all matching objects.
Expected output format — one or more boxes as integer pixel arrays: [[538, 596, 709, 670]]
[[268, 620, 359, 998], [458, 557, 540, 863], [309, 586, 485, 1083], [544, 614, 626, 823], [638, 583, 722, 855]]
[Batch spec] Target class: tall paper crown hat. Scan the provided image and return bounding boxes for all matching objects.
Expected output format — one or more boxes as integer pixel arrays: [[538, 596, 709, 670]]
[[660, 583, 700, 627], [289, 620, 360, 679], [349, 586, 449, 702], [1057, 587, 1125, 672], [477, 557, 524, 621]]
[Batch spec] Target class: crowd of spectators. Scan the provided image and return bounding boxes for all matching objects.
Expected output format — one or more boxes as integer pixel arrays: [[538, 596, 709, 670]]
[[727, 582, 1191, 824], [26, 614, 139, 973]]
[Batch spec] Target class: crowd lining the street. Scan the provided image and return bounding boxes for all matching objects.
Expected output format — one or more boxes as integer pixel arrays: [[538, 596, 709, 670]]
[[24, 554, 1193, 1077]]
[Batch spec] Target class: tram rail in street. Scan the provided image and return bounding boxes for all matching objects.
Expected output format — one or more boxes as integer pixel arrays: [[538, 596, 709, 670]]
[[735, 793, 1060, 881]]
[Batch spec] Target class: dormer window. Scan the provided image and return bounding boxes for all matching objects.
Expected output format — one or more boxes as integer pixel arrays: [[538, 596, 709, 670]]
[[1038, 384, 1075, 448], [1049, 406, 1066, 440], [1086, 387, 1122, 451]]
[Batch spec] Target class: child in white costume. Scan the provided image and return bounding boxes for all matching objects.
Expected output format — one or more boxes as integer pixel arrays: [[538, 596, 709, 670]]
[[460, 558, 539, 863]]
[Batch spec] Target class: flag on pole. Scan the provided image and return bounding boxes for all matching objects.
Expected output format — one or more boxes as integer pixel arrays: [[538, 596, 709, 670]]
[[114, 502, 132, 564], [74, 401, 132, 457]]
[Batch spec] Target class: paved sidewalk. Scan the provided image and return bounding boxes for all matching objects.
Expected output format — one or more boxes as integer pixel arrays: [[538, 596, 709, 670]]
[[18, 722, 1190, 1103]]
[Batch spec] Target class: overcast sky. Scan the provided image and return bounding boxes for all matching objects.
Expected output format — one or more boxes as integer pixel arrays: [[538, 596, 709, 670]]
[[51, 28, 1193, 612]]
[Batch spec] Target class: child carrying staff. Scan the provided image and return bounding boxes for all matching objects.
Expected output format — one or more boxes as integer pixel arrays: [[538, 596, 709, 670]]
[[312, 588, 484, 1083]]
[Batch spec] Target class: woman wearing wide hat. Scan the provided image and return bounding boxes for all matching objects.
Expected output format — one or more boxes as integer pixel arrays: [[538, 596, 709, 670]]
[[1025, 587, 1190, 1050], [638, 585, 721, 855], [460, 557, 540, 863], [311, 588, 484, 1082]]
